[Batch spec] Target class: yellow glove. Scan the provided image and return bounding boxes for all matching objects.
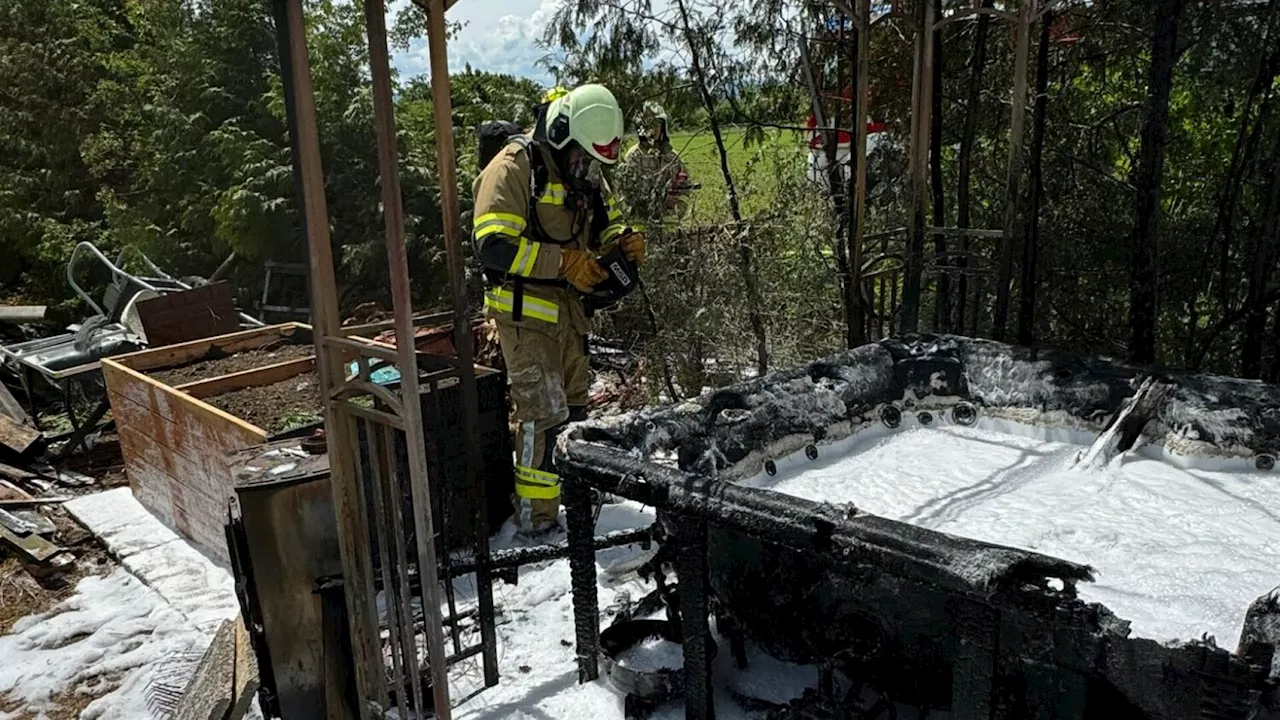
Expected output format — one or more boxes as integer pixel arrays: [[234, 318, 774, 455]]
[[619, 231, 646, 265], [559, 249, 608, 292]]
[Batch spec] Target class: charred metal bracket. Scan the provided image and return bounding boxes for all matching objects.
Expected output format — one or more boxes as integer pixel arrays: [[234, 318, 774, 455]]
[[566, 480, 602, 683]]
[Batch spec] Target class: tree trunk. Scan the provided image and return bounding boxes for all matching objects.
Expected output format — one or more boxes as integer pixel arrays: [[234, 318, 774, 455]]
[[956, 0, 993, 336], [799, 34, 858, 347], [1195, 2, 1280, 366], [903, 0, 935, 333], [1128, 0, 1184, 365], [992, 0, 1032, 342], [849, 4, 870, 348], [1018, 11, 1052, 347], [1270, 300, 1280, 383], [1241, 140, 1280, 378], [675, 0, 768, 374], [929, 0, 949, 332]]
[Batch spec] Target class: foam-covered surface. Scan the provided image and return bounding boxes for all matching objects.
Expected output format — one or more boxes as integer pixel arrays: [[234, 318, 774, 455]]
[[0, 569, 206, 720], [740, 422, 1280, 648], [65, 488, 241, 634], [0, 488, 255, 719]]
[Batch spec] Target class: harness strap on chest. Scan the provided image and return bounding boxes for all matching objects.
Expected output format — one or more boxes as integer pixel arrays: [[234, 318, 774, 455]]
[[481, 135, 609, 320]]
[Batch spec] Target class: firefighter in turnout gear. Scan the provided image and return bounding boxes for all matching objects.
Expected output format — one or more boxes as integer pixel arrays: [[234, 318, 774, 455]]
[[472, 83, 645, 537], [621, 102, 692, 218]]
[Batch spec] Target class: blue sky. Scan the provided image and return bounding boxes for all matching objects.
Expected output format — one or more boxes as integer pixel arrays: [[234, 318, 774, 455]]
[[392, 0, 561, 85]]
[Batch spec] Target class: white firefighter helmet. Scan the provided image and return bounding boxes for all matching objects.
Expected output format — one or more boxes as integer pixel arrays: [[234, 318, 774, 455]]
[[544, 84, 625, 165]]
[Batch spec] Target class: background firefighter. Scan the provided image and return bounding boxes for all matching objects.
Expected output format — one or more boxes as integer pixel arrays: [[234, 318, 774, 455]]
[[620, 102, 692, 219], [472, 84, 645, 537]]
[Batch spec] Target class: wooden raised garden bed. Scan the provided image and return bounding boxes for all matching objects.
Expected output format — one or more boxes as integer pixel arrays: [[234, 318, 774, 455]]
[[102, 323, 326, 559], [103, 321, 516, 562]]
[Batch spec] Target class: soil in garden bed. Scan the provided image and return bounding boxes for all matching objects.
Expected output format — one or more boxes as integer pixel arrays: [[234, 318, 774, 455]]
[[148, 343, 313, 387], [203, 369, 323, 434]]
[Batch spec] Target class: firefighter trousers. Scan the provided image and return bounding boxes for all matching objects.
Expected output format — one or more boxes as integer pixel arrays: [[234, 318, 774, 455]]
[[495, 317, 590, 529]]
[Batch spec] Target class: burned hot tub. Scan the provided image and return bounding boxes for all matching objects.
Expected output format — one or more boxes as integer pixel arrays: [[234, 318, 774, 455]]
[[558, 335, 1280, 720]]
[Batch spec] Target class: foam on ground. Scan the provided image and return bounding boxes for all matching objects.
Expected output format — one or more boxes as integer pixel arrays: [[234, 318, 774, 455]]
[[447, 504, 817, 719], [0, 568, 207, 720], [64, 488, 241, 635], [739, 419, 1280, 649], [0, 488, 259, 719]]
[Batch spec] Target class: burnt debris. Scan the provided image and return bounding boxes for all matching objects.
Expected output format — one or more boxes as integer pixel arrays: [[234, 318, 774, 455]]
[[558, 334, 1280, 720]]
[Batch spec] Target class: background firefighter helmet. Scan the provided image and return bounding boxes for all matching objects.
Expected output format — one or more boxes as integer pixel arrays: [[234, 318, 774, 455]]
[[541, 85, 569, 104], [543, 84, 624, 165], [640, 101, 669, 142]]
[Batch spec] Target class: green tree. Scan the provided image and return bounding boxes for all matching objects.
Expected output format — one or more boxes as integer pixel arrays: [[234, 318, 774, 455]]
[[0, 0, 126, 300]]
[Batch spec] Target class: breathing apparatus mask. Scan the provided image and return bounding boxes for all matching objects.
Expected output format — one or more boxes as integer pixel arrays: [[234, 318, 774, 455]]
[[533, 110, 603, 212]]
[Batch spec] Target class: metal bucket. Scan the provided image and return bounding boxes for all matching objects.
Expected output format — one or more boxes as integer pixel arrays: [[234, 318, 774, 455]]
[[600, 619, 718, 705]]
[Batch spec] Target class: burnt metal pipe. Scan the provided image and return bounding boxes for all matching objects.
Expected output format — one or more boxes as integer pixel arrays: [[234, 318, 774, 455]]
[[442, 526, 654, 578], [317, 527, 654, 593]]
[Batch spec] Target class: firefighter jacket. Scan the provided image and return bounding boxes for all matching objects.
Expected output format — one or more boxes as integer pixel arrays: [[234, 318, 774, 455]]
[[472, 136, 628, 334]]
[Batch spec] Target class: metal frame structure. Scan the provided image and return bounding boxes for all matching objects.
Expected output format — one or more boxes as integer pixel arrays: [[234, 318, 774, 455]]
[[267, 1, 1070, 717], [273, 0, 488, 716], [828, 0, 1063, 339]]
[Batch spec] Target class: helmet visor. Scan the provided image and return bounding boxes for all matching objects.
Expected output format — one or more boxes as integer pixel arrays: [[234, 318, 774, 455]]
[[591, 138, 620, 163]]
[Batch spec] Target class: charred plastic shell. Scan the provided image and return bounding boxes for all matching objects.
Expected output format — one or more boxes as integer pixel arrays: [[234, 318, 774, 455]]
[[560, 335, 1280, 719], [600, 619, 717, 703]]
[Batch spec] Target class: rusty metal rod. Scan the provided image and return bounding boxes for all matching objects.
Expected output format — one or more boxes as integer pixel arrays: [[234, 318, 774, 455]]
[[280, 1, 382, 715], [441, 526, 655, 578], [421, 0, 501, 687], [362, 0, 453, 715], [362, 419, 407, 710]]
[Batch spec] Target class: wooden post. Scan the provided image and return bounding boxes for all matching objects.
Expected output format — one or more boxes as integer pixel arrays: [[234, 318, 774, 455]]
[[364, 0, 453, 716], [993, 0, 1033, 342], [279, 2, 380, 717]]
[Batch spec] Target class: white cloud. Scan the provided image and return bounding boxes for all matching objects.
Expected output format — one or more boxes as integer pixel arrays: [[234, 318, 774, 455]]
[[392, 0, 560, 83]]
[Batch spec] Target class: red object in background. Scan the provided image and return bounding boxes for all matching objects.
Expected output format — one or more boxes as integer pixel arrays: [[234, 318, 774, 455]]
[[1050, 12, 1082, 45], [805, 84, 888, 149], [805, 115, 888, 150]]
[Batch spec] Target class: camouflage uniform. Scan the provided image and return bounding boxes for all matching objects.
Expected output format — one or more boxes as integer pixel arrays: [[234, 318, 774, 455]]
[[621, 139, 690, 218], [472, 136, 628, 529]]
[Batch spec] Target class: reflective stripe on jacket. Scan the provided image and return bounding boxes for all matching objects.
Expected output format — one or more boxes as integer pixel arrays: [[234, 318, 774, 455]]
[[472, 136, 624, 330]]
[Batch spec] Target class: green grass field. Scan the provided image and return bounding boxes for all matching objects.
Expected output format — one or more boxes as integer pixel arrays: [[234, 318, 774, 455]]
[[661, 127, 807, 219]]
